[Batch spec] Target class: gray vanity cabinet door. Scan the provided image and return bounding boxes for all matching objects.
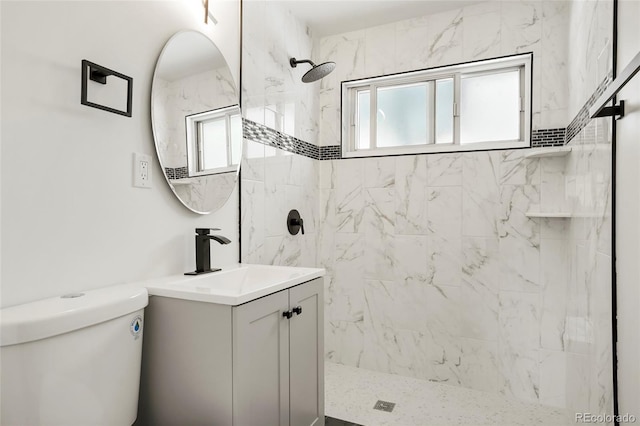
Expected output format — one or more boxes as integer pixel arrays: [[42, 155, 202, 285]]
[[233, 289, 290, 426], [289, 279, 324, 426], [138, 296, 233, 426]]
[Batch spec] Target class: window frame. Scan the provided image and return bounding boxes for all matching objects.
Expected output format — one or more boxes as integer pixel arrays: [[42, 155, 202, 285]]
[[341, 53, 532, 158], [185, 104, 240, 177]]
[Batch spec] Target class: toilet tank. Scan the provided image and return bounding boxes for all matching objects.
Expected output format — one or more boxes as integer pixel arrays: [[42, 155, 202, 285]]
[[0, 284, 148, 426]]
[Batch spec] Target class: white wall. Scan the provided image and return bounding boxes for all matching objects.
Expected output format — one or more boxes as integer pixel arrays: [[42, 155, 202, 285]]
[[616, 0, 640, 418], [0, 0, 241, 308]]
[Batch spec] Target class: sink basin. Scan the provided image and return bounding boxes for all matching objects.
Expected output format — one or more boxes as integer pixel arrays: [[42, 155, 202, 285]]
[[142, 264, 325, 305]]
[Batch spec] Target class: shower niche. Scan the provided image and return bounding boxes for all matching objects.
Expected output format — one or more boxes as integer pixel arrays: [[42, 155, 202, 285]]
[[525, 147, 573, 218]]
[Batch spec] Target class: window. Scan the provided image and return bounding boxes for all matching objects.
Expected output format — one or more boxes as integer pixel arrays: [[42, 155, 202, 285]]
[[185, 105, 242, 177], [342, 53, 532, 157]]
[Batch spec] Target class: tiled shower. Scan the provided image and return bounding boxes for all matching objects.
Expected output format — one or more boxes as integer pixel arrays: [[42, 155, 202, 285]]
[[241, 0, 613, 419]]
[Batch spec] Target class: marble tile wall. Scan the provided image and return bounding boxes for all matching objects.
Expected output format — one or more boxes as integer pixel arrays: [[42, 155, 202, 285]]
[[172, 172, 237, 214], [544, 117, 613, 418], [319, 150, 578, 405], [239, 0, 614, 414], [241, 0, 320, 268], [560, 0, 614, 419], [313, 0, 574, 407], [317, 1, 571, 149], [154, 68, 237, 168], [241, 138, 319, 268], [314, 0, 613, 412], [154, 68, 239, 213], [567, 0, 613, 120], [242, 0, 319, 145]]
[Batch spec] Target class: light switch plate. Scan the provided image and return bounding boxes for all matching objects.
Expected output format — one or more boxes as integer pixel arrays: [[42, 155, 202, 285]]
[[133, 152, 152, 188]]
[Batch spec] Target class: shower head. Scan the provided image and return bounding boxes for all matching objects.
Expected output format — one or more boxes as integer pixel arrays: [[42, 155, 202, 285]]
[[289, 57, 335, 83]]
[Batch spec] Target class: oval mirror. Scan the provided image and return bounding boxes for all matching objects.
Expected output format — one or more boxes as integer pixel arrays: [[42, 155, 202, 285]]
[[151, 30, 241, 214]]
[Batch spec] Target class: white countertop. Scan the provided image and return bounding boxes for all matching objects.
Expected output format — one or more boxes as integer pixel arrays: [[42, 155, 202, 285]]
[[141, 263, 325, 306]]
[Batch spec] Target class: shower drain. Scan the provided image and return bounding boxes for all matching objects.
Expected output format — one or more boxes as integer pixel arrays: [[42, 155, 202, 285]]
[[373, 400, 396, 412]]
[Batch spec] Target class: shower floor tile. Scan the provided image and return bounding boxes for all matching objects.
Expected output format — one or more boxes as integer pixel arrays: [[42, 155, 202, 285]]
[[325, 362, 572, 426]]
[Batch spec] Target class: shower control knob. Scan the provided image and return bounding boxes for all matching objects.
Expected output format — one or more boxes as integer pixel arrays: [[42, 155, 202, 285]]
[[287, 209, 305, 235]]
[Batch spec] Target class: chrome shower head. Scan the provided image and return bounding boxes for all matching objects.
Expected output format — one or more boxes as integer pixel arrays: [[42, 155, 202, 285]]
[[289, 57, 335, 83]]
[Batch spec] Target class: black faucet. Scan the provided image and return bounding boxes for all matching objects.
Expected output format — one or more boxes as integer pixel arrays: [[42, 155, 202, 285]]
[[185, 228, 231, 275]]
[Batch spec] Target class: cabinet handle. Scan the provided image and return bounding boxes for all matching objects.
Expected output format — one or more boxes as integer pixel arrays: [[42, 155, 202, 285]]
[[283, 310, 293, 319], [292, 306, 302, 316]]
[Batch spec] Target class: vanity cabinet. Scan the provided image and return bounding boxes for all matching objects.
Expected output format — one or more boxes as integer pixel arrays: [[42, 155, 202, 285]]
[[234, 278, 323, 426], [137, 278, 324, 426]]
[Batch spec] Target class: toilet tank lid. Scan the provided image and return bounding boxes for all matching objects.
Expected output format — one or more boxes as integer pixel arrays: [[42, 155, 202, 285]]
[[0, 284, 149, 347]]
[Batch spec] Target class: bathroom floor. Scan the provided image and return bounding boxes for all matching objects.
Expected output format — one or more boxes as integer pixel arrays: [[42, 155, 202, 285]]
[[325, 362, 572, 426]]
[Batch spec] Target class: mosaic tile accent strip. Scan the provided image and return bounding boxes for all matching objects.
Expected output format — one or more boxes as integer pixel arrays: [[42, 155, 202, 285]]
[[531, 128, 566, 147], [242, 70, 611, 160], [165, 166, 188, 180], [565, 72, 613, 144], [242, 119, 320, 160], [319, 145, 342, 160]]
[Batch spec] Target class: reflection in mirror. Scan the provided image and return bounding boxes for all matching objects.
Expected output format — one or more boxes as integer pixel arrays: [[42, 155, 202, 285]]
[[152, 30, 241, 214], [186, 105, 242, 177]]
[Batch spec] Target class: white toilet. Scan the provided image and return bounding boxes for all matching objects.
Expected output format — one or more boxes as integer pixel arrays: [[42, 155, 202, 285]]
[[0, 284, 148, 426]]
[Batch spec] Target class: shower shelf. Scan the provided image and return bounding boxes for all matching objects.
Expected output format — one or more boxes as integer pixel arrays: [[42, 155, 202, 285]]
[[524, 147, 572, 159]]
